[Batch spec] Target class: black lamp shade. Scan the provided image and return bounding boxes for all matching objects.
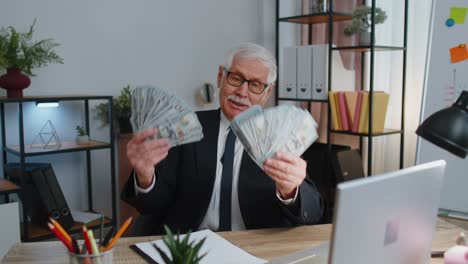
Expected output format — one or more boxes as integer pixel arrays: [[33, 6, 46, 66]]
[[416, 91, 468, 159]]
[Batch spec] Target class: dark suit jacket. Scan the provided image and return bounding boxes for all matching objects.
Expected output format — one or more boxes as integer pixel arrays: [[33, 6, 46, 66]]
[[122, 109, 323, 235]]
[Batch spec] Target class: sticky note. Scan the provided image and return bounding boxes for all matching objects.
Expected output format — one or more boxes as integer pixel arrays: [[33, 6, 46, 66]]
[[450, 43, 468, 63], [450, 7, 468, 24]]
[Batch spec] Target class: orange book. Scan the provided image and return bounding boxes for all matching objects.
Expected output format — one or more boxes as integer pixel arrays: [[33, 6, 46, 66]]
[[344, 91, 358, 125]]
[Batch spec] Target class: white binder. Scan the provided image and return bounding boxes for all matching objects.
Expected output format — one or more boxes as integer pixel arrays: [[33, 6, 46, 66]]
[[280, 46, 297, 99], [297, 45, 312, 99], [312, 44, 328, 100]]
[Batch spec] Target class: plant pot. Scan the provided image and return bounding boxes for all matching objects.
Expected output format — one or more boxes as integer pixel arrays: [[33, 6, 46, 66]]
[[118, 116, 133, 134], [76, 135, 89, 145], [359, 31, 372, 46], [0, 68, 31, 98]]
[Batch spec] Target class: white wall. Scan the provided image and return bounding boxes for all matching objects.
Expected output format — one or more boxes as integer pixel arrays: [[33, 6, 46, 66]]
[[0, 0, 275, 217]]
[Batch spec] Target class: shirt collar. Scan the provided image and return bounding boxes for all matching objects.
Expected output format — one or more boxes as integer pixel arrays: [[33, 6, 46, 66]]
[[220, 110, 230, 132]]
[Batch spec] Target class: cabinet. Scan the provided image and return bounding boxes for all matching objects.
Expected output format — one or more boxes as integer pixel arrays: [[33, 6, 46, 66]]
[[0, 95, 117, 241], [275, 0, 407, 176]]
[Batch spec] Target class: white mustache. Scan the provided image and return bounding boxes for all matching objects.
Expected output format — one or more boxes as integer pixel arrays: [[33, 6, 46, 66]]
[[228, 95, 251, 107]]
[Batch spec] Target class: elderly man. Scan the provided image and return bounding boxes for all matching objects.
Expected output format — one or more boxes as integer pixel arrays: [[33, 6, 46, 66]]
[[122, 43, 323, 235]]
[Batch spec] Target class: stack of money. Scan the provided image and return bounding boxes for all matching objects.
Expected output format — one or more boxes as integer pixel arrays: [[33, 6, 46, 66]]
[[130, 85, 204, 147], [230, 105, 318, 168]]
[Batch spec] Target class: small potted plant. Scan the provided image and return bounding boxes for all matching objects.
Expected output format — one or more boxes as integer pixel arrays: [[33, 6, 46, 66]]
[[95, 85, 132, 134], [344, 5, 387, 45], [0, 19, 64, 98], [154, 225, 207, 264], [75, 125, 89, 145]]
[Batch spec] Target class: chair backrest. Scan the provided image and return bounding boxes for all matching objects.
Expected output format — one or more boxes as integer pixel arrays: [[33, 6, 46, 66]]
[[0, 202, 20, 260], [331, 149, 365, 182]]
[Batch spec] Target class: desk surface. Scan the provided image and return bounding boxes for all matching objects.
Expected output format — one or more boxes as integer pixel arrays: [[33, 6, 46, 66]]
[[2, 218, 465, 264]]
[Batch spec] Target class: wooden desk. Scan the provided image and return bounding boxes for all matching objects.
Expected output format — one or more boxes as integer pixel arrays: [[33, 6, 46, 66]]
[[2, 219, 465, 264]]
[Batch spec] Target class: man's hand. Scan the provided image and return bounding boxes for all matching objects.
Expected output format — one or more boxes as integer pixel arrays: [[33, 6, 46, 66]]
[[127, 128, 170, 188], [263, 151, 307, 199]]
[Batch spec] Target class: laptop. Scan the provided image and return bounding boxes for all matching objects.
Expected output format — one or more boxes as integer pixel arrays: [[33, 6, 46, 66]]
[[268, 160, 446, 264]]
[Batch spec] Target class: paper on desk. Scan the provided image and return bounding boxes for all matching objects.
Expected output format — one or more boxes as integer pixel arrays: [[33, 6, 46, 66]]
[[71, 210, 102, 224], [134, 229, 266, 264]]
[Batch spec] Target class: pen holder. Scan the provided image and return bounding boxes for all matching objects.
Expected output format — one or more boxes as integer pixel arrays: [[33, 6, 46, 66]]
[[68, 249, 113, 264]]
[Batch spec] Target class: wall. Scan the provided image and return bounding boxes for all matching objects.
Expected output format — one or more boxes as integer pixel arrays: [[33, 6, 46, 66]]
[[0, 0, 275, 217]]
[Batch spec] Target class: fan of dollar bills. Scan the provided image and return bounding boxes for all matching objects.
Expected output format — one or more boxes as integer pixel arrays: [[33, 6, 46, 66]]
[[130, 85, 204, 147], [230, 105, 318, 168]]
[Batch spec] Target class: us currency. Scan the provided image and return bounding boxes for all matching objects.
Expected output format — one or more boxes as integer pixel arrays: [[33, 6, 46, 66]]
[[231, 105, 318, 169], [131, 85, 204, 147]]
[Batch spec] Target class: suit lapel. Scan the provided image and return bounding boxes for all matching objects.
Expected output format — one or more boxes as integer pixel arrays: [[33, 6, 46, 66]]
[[194, 109, 221, 211]]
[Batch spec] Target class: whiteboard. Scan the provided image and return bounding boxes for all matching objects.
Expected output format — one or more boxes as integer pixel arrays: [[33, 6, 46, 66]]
[[417, 0, 468, 214]]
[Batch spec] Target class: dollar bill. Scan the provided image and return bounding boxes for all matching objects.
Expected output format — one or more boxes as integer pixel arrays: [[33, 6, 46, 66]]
[[131, 85, 204, 147], [230, 105, 318, 169]]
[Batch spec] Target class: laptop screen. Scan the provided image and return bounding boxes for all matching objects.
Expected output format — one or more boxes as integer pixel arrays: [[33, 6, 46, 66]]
[[329, 160, 446, 264]]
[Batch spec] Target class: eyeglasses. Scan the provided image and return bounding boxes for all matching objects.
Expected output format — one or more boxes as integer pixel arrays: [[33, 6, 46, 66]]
[[223, 68, 269, 94]]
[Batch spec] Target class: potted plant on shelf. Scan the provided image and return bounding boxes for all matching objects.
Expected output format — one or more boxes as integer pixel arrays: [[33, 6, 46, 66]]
[[343, 5, 387, 45], [0, 19, 64, 98], [154, 225, 207, 264], [75, 125, 89, 145], [95, 85, 132, 134]]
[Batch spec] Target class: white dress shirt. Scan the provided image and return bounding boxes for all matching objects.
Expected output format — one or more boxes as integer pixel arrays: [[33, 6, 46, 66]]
[[135, 110, 298, 231]]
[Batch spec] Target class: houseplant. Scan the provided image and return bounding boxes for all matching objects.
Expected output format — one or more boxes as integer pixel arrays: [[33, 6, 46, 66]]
[[343, 5, 387, 45], [75, 125, 89, 145], [95, 85, 132, 133], [154, 225, 207, 264], [0, 19, 64, 98]]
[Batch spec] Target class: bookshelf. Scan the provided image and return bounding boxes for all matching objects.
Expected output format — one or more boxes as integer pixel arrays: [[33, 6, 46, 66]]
[[275, 0, 407, 176], [0, 95, 117, 241]]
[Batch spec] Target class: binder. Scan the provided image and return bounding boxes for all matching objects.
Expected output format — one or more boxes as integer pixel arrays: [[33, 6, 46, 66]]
[[312, 44, 328, 100], [42, 166, 74, 229], [297, 45, 312, 99], [5, 163, 74, 229], [280, 46, 297, 99]]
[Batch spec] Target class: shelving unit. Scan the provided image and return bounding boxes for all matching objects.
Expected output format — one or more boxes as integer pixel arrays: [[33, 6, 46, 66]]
[[0, 95, 117, 241], [275, 0, 407, 176]]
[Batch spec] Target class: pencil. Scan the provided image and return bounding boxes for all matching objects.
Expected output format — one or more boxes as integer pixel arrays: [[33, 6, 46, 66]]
[[87, 230, 100, 254], [82, 226, 93, 255], [48, 222, 74, 252], [49, 218, 72, 246], [103, 217, 133, 251]]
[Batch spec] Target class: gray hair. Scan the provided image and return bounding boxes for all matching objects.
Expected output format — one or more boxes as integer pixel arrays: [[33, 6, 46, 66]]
[[223, 43, 277, 85]]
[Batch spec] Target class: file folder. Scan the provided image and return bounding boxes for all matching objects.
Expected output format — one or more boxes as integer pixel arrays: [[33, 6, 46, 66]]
[[312, 45, 328, 100], [280, 46, 297, 99], [297, 46, 312, 99]]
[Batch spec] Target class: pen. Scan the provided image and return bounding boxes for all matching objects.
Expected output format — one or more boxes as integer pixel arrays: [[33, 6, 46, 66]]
[[101, 227, 115, 248], [103, 217, 133, 251], [99, 215, 104, 245], [72, 238, 81, 254]]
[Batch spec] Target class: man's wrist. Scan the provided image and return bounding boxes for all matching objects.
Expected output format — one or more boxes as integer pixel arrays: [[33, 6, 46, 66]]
[[135, 172, 154, 189]]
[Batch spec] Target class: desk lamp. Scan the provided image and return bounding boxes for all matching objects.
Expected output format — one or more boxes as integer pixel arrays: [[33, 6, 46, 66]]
[[416, 90, 468, 159]]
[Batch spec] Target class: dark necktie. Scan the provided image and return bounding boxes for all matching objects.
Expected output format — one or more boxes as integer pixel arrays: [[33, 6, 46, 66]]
[[219, 129, 236, 231]]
